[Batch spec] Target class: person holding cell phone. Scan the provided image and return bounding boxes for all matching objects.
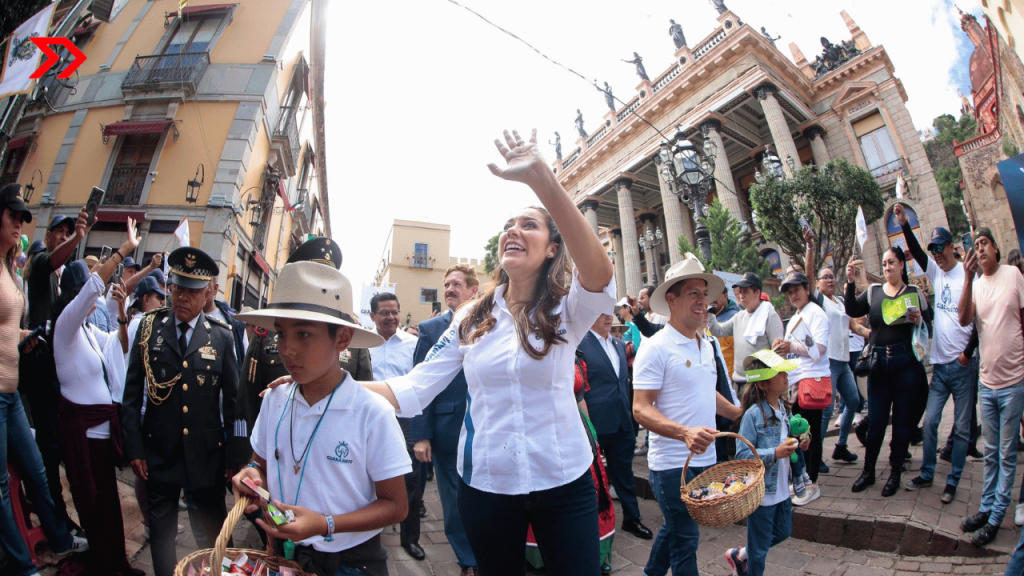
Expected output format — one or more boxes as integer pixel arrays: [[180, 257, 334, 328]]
[[844, 245, 927, 498], [52, 218, 142, 576]]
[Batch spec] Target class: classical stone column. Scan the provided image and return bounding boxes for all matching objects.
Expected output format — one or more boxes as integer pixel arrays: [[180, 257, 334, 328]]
[[610, 227, 626, 300], [580, 198, 600, 234], [804, 125, 830, 166], [615, 178, 643, 298], [638, 211, 660, 285], [700, 118, 744, 222], [656, 168, 685, 266], [754, 83, 801, 176]]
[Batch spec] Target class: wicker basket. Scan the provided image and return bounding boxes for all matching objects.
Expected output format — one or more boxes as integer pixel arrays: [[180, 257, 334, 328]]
[[679, 432, 766, 528], [174, 495, 312, 576]]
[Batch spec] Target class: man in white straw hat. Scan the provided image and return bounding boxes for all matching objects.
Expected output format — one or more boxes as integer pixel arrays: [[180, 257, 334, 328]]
[[632, 255, 744, 576], [232, 261, 411, 576]]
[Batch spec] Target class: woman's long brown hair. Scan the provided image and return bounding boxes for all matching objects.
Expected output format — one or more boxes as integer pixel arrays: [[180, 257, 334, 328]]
[[459, 206, 571, 360]]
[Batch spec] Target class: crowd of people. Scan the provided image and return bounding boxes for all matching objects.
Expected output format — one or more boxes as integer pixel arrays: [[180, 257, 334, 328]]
[[0, 124, 1024, 576]]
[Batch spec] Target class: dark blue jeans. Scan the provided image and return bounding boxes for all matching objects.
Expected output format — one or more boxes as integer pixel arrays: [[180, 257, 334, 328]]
[[746, 499, 792, 576], [434, 450, 476, 569], [644, 465, 707, 576], [0, 393, 73, 575], [458, 471, 598, 576]]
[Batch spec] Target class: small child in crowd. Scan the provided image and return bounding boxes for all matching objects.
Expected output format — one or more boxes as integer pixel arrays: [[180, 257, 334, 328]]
[[726, 350, 808, 576]]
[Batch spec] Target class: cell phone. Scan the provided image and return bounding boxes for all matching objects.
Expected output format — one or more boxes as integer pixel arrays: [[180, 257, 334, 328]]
[[798, 216, 812, 235], [962, 232, 973, 254], [111, 263, 124, 286], [100, 245, 112, 262], [18, 326, 45, 353], [906, 305, 919, 315], [85, 186, 105, 224], [432, 301, 441, 314]]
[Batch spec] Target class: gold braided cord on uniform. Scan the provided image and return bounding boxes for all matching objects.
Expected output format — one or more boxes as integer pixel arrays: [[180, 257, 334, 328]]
[[140, 313, 182, 405]]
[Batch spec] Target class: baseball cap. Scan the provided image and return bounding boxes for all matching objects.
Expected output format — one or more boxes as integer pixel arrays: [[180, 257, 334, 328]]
[[59, 260, 91, 294], [744, 349, 799, 383], [0, 184, 32, 223], [780, 272, 810, 292], [927, 227, 954, 252], [732, 272, 762, 291], [48, 214, 74, 233], [133, 276, 166, 300]]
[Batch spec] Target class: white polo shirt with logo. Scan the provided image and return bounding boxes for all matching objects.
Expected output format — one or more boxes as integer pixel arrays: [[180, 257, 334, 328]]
[[633, 323, 719, 471], [250, 372, 412, 552]]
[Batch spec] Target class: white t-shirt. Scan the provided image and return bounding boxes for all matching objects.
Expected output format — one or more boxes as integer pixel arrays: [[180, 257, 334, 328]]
[[762, 401, 791, 507], [633, 324, 718, 471], [53, 273, 127, 438], [388, 271, 615, 495], [849, 331, 864, 353], [785, 303, 831, 385], [817, 293, 850, 361], [250, 373, 412, 552], [926, 261, 974, 364]]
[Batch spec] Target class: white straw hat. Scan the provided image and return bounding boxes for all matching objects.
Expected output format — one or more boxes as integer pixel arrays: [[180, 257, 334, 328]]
[[649, 254, 725, 316], [234, 261, 384, 348]]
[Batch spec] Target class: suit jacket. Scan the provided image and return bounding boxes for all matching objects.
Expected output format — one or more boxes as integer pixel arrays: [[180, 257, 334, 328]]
[[122, 308, 238, 489], [578, 331, 632, 437], [408, 310, 466, 455], [215, 300, 248, 376]]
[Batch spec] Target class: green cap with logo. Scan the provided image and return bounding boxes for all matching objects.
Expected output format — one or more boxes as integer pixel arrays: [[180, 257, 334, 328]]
[[743, 349, 799, 383]]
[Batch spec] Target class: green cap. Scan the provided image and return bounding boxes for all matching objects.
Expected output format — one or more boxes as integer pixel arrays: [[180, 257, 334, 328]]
[[743, 349, 799, 383]]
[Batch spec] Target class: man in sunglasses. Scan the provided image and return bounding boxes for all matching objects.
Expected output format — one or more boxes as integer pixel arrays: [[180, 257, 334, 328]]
[[893, 204, 979, 508]]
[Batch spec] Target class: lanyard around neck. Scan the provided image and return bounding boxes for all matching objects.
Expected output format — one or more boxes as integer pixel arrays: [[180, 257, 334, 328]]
[[273, 381, 341, 506]]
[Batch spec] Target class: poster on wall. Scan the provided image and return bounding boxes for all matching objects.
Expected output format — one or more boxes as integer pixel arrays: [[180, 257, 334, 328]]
[[360, 283, 395, 329], [996, 154, 1024, 252]]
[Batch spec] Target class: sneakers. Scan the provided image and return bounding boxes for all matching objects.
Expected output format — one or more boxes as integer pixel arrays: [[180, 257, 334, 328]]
[[792, 481, 806, 499], [56, 534, 89, 556], [972, 523, 999, 546], [832, 444, 859, 463], [961, 511, 991, 533], [904, 476, 932, 491], [1016, 503, 1024, 527], [941, 485, 957, 504], [725, 547, 748, 576], [792, 483, 820, 506]]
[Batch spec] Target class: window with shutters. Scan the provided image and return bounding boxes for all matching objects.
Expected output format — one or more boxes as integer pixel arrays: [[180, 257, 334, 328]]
[[107, 133, 160, 205]]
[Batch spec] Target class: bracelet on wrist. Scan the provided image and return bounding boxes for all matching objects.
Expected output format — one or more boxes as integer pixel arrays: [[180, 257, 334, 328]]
[[323, 514, 335, 541], [118, 317, 128, 325], [246, 461, 262, 471]]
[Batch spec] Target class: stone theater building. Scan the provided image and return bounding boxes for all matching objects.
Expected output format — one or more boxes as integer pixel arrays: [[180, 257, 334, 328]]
[[555, 3, 947, 299]]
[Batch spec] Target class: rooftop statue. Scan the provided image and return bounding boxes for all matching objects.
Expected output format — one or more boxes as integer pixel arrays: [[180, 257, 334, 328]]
[[622, 52, 650, 82]]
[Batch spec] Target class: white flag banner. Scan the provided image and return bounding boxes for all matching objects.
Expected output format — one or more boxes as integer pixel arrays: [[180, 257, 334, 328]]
[[856, 206, 868, 252], [895, 173, 907, 201], [173, 217, 190, 247], [0, 3, 56, 100], [360, 283, 395, 329]]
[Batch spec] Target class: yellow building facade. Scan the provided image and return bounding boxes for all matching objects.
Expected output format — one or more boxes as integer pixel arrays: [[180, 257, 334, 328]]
[[374, 220, 485, 328], [0, 0, 327, 309]]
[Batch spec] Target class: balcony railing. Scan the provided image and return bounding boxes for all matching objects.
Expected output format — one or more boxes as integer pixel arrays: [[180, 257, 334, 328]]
[[106, 166, 148, 204], [870, 157, 907, 188], [272, 106, 299, 175], [410, 254, 432, 269], [121, 52, 210, 95]]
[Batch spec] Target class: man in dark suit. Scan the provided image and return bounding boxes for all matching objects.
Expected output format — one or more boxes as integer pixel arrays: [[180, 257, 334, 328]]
[[409, 265, 480, 576], [580, 312, 653, 540], [122, 247, 238, 576]]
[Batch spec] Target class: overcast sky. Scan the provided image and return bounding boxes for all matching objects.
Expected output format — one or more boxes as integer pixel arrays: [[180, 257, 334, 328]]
[[323, 0, 982, 296]]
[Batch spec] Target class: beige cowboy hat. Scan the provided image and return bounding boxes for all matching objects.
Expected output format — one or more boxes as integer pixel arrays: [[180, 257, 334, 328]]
[[234, 261, 384, 348], [649, 254, 725, 316]]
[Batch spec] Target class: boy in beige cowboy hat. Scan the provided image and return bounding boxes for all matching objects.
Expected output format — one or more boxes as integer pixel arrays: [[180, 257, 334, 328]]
[[232, 261, 411, 576]]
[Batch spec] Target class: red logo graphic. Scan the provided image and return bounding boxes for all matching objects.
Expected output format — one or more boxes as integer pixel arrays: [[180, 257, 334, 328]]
[[29, 38, 86, 80]]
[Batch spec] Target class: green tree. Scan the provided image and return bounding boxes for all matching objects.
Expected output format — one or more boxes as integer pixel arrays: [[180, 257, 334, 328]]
[[483, 234, 499, 275], [677, 199, 773, 278], [924, 113, 977, 237], [1, 0, 49, 42], [749, 158, 885, 282]]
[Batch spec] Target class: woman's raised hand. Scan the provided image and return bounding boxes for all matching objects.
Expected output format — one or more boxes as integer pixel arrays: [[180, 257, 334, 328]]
[[487, 129, 547, 188], [125, 217, 141, 251], [846, 257, 858, 282]]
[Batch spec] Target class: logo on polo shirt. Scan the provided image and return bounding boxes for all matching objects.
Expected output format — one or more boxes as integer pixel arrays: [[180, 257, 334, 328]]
[[328, 441, 353, 464]]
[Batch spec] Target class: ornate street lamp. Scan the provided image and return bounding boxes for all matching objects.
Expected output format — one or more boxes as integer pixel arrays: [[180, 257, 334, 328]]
[[654, 125, 717, 261], [243, 187, 264, 228], [185, 164, 204, 203], [638, 226, 664, 283], [755, 145, 784, 184], [23, 169, 43, 204]]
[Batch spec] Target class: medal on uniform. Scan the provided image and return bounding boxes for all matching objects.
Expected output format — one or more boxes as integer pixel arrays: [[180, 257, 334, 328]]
[[197, 374, 206, 386], [200, 345, 217, 361], [157, 336, 163, 344]]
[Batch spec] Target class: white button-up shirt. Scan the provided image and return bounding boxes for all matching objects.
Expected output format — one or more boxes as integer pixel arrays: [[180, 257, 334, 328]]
[[389, 271, 615, 495], [369, 328, 417, 381], [589, 330, 620, 377]]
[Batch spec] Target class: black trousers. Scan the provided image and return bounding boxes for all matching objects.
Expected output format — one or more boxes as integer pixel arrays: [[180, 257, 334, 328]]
[[397, 418, 422, 546], [146, 479, 227, 576], [793, 402, 823, 483], [864, 346, 926, 469], [458, 471, 598, 576], [65, 438, 133, 575], [22, 357, 73, 531], [597, 426, 641, 523]]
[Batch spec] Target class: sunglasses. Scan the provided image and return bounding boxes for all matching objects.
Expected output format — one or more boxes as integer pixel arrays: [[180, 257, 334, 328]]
[[928, 244, 948, 256]]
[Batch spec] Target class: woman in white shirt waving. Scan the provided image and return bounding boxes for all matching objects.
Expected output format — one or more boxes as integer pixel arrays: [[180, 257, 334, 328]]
[[366, 129, 614, 575]]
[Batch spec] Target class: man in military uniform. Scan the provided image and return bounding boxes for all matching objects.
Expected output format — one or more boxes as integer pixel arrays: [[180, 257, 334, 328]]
[[122, 247, 238, 576], [229, 237, 372, 470]]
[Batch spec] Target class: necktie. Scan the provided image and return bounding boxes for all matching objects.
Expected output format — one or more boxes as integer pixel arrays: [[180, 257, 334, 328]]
[[178, 322, 189, 355]]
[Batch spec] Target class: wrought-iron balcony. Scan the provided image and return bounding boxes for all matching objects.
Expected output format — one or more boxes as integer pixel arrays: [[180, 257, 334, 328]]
[[271, 107, 301, 177], [870, 157, 907, 188], [409, 253, 434, 269], [121, 52, 210, 97], [106, 166, 148, 205]]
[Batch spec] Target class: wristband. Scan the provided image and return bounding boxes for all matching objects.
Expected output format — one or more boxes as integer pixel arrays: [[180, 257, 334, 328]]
[[118, 317, 128, 325], [113, 251, 125, 262], [323, 514, 335, 541], [246, 461, 262, 471]]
